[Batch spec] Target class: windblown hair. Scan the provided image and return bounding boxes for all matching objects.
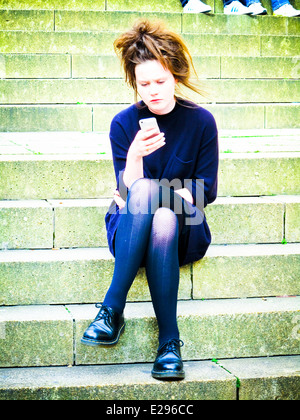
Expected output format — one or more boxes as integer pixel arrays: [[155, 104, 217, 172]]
[[114, 19, 205, 102]]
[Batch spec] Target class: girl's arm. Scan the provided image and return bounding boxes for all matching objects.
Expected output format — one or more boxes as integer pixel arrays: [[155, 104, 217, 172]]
[[123, 127, 165, 188]]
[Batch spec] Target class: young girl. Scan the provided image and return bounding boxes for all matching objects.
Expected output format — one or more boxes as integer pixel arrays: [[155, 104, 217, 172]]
[[81, 20, 219, 381]]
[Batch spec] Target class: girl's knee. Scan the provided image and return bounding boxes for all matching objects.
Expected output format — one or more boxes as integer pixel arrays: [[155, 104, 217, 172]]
[[126, 179, 159, 214], [129, 179, 160, 209], [129, 178, 159, 195], [153, 207, 178, 231]]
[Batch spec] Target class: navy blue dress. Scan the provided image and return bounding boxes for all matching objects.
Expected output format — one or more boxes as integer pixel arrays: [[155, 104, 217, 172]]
[[105, 99, 219, 266]]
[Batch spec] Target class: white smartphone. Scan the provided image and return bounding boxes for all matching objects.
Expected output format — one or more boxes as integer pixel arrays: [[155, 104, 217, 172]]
[[139, 117, 160, 132]]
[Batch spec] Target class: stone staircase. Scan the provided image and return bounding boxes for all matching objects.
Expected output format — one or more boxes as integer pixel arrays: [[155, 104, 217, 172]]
[[0, 0, 299, 400]]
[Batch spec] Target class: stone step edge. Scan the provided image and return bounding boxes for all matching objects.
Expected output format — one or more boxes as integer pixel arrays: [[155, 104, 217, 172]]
[[1, 243, 299, 306], [1, 196, 299, 212], [2, 296, 299, 320], [0, 355, 299, 400], [1, 243, 299, 263], [1, 196, 299, 251], [0, 194, 298, 220], [1, 151, 300, 162], [1, 297, 299, 369], [1, 129, 299, 157], [0, 104, 298, 133], [69, 296, 300, 321], [0, 128, 299, 136], [1, 31, 299, 59], [1, 10, 299, 37], [1, 26, 300, 34], [1, 195, 299, 205]]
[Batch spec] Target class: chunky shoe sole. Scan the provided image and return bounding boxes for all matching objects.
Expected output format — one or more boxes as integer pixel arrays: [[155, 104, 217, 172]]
[[151, 369, 185, 381], [80, 323, 125, 346]]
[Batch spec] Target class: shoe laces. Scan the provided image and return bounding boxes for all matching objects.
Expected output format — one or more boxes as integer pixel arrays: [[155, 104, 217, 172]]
[[94, 303, 113, 321], [158, 338, 184, 354]]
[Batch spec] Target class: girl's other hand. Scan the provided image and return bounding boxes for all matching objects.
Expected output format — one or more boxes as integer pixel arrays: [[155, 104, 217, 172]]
[[114, 189, 126, 210]]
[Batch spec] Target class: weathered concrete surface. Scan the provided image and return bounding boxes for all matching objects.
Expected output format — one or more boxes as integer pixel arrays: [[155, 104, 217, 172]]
[[0, 360, 236, 400], [206, 196, 284, 244], [0, 200, 53, 249], [193, 244, 300, 299], [1, 104, 298, 132], [72, 298, 300, 366], [0, 196, 292, 249], [50, 199, 110, 248], [0, 248, 192, 305], [0, 305, 73, 367], [1, 244, 299, 306], [220, 356, 300, 400], [1, 151, 299, 199], [0, 105, 93, 132], [0, 157, 115, 200]]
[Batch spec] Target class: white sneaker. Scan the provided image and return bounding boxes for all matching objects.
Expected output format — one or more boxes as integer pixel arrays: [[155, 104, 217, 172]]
[[248, 2, 267, 14], [183, 0, 212, 13], [224, 1, 253, 14], [273, 3, 300, 16]]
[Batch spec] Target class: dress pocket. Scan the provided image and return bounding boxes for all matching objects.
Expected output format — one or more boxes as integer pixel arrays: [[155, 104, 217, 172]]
[[174, 155, 193, 165], [168, 154, 194, 181]]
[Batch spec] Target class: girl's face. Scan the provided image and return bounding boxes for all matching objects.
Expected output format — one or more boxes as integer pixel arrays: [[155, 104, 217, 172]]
[[135, 60, 177, 115]]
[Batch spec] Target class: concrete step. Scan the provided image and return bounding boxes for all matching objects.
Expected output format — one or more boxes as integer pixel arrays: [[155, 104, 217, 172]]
[[0, 2, 298, 402], [1, 151, 299, 197], [0, 131, 299, 199], [0, 247, 191, 305], [1, 10, 298, 133], [1, 244, 299, 306], [1, 78, 299, 105], [1, 30, 299, 57], [1, 129, 300, 155], [0, 0, 183, 13], [1, 53, 299, 80], [0, 355, 299, 400], [1, 0, 299, 14], [1, 103, 299, 131], [1, 11, 299, 36], [0, 297, 299, 367], [1, 196, 299, 249], [1, 152, 299, 198]]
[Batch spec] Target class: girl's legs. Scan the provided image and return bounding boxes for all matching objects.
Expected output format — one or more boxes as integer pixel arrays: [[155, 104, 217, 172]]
[[103, 178, 157, 314], [145, 207, 182, 345], [103, 178, 184, 345]]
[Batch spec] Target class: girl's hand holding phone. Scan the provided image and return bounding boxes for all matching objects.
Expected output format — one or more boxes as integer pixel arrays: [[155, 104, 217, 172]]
[[124, 118, 165, 189], [128, 119, 166, 160]]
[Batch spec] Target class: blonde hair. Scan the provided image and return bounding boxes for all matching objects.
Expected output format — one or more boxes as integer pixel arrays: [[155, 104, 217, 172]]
[[114, 19, 205, 102]]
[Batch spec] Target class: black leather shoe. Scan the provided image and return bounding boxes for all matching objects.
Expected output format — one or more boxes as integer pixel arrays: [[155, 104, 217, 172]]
[[81, 304, 125, 346], [151, 339, 185, 380]]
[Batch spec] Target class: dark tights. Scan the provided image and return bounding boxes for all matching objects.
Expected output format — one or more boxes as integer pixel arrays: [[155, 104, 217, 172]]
[[103, 178, 186, 345]]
